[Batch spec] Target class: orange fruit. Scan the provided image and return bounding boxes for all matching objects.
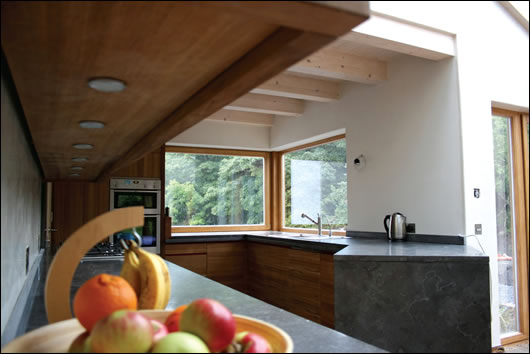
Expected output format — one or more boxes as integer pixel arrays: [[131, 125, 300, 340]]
[[73, 273, 138, 331], [165, 304, 188, 332]]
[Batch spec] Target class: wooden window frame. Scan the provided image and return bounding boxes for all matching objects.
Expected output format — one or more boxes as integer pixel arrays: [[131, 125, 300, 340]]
[[274, 134, 347, 236], [492, 108, 529, 345], [166, 146, 271, 233]]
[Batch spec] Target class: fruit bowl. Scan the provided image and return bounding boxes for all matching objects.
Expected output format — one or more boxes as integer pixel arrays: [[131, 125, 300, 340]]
[[1, 310, 293, 353]]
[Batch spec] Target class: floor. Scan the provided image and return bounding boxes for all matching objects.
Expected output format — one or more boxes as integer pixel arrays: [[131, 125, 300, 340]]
[[501, 340, 529, 353]]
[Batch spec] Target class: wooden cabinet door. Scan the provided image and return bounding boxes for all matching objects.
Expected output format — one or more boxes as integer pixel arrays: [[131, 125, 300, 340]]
[[207, 242, 247, 292], [166, 254, 207, 276], [288, 248, 321, 323], [247, 242, 289, 309]]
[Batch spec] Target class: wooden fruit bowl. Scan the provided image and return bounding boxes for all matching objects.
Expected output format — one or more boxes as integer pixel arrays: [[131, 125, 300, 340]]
[[2, 310, 294, 353]]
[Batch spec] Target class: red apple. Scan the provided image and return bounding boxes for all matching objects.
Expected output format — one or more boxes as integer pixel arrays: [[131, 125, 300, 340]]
[[179, 298, 236, 352], [239, 332, 272, 353], [90, 309, 153, 353], [151, 319, 169, 343]]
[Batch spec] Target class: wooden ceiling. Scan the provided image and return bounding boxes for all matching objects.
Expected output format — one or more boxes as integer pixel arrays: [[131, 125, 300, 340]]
[[1, 1, 369, 181]]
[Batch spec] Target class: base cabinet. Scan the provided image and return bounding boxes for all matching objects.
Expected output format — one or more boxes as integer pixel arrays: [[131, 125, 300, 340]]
[[164, 241, 334, 328]]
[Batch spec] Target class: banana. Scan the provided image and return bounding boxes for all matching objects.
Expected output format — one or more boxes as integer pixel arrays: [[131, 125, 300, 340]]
[[154, 254, 171, 309], [120, 248, 142, 298], [132, 246, 170, 309]]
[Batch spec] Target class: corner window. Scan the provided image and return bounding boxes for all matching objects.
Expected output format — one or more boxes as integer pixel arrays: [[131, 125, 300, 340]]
[[165, 147, 270, 232], [282, 136, 347, 232]]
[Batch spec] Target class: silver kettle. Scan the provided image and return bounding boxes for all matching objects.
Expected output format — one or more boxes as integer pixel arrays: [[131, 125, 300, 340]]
[[384, 212, 407, 241]]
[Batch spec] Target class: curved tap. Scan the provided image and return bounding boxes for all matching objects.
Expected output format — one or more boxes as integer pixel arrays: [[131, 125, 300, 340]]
[[301, 213, 322, 236]]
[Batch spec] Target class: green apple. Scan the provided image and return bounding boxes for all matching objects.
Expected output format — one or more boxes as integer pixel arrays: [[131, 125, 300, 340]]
[[151, 332, 210, 353]]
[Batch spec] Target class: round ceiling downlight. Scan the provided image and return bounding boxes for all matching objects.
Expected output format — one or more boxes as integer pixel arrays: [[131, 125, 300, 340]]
[[73, 143, 94, 150], [72, 157, 88, 162], [79, 121, 105, 129], [71, 166, 84, 171], [69, 173, 81, 177], [88, 77, 126, 93]]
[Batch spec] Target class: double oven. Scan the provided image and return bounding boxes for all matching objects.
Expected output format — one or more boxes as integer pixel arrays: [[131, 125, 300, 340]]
[[110, 178, 161, 254]]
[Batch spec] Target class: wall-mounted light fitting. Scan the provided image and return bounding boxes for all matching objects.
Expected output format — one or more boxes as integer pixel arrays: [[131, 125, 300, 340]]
[[353, 154, 366, 170], [88, 77, 126, 93], [72, 157, 88, 162], [73, 143, 94, 150], [79, 121, 105, 129]]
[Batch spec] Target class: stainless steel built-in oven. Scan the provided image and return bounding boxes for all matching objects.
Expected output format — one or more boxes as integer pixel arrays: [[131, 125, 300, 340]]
[[110, 178, 161, 254]]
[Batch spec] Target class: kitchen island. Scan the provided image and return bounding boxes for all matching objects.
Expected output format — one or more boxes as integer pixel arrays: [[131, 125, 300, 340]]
[[18, 255, 385, 353], [167, 232, 491, 353]]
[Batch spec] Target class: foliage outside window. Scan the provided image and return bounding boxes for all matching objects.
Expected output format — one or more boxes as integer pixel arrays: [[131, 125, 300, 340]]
[[165, 149, 267, 229], [283, 138, 347, 231]]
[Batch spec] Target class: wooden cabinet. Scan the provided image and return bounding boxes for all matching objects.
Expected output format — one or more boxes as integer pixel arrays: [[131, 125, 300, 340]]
[[165, 242, 248, 293], [164, 240, 335, 328], [247, 243, 289, 309], [51, 150, 161, 249], [207, 242, 247, 293]]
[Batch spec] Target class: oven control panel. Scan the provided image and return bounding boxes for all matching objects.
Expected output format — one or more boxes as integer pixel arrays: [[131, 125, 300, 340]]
[[110, 178, 161, 190]]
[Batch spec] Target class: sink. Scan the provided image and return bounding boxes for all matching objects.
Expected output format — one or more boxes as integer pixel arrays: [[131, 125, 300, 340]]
[[291, 234, 349, 240]]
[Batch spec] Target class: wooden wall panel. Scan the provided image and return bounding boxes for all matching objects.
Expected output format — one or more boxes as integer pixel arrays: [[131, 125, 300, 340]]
[[51, 151, 160, 248]]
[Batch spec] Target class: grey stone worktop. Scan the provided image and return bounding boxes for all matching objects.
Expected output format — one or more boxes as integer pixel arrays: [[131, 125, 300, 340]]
[[167, 231, 487, 262], [20, 256, 385, 353]]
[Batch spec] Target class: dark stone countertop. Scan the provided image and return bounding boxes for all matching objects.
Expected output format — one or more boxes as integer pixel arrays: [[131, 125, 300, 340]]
[[24, 257, 384, 353], [167, 231, 487, 262]]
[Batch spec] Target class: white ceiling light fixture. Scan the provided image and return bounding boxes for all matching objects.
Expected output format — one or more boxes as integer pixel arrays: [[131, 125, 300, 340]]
[[71, 166, 84, 171], [69, 173, 81, 177], [79, 121, 105, 129], [73, 143, 94, 150], [72, 157, 88, 162], [88, 77, 126, 93]]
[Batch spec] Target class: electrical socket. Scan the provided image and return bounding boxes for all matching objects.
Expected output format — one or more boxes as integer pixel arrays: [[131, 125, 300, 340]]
[[406, 223, 416, 233], [475, 224, 483, 235]]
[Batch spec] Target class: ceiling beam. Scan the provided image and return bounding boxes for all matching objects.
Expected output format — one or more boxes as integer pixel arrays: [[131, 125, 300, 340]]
[[250, 72, 340, 102], [287, 47, 387, 84], [225, 93, 304, 116], [194, 1, 370, 37], [205, 109, 274, 127], [345, 13, 456, 61], [97, 28, 343, 180]]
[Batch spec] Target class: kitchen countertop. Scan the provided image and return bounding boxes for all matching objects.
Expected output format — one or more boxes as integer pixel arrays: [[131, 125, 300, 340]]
[[20, 256, 385, 353], [168, 231, 487, 262]]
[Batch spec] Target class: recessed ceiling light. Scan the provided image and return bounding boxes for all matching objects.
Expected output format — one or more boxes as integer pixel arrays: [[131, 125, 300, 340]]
[[69, 173, 81, 177], [71, 166, 84, 171], [73, 143, 94, 150], [72, 157, 88, 162], [79, 121, 105, 129], [88, 77, 126, 93]]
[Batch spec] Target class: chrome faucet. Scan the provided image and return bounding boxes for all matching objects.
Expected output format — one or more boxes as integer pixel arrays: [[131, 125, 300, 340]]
[[301, 213, 322, 236]]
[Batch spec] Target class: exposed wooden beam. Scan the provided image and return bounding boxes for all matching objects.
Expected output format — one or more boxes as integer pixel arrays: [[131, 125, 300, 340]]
[[206, 109, 274, 127], [97, 28, 343, 180], [250, 73, 339, 102], [195, 1, 370, 37], [345, 13, 456, 61], [225, 93, 304, 116], [287, 47, 387, 84]]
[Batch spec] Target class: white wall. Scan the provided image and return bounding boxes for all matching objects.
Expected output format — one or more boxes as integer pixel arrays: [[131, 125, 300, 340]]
[[271, 56, 465, 235], [1, 75, 42, 336], [167, 119, 270, 151]]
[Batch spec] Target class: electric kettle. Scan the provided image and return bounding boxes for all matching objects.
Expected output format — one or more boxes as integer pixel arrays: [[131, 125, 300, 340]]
[[384, 212, 407, 241]]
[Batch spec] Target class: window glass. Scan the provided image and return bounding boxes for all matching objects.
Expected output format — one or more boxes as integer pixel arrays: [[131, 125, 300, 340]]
[[284, 139, 347, 230], [165, 152, 265, 226], [492, 115, 519, 336]]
